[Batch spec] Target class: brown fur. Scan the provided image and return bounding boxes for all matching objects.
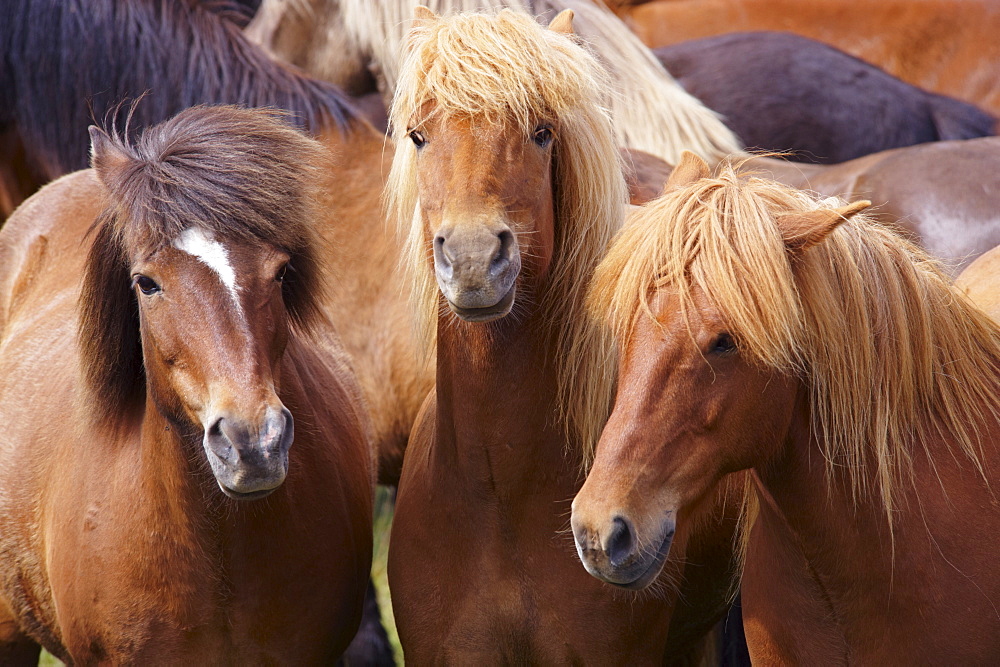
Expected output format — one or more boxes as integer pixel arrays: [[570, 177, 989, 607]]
[[0, 107, 374, 662]]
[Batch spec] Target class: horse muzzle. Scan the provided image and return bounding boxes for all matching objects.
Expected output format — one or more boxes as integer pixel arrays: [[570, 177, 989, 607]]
[[570, 511, 676, 590], [433, 222, 521, 322], [202, 405, 294, 500]]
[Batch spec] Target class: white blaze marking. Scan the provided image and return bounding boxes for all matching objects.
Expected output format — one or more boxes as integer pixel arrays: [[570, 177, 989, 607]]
[[173, 227, 243, 317]]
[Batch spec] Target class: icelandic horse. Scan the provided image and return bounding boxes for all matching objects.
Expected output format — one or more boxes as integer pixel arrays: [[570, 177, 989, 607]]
[[573, 152, 1000, 662], [385, 9, 740, 662], [1, 0, 427, 486], [0, 106, 373, 664]]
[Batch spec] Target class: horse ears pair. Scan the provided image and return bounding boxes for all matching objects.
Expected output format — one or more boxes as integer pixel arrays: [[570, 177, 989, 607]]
[[412, 6, 575, 34], [665, 150, 872, 253]]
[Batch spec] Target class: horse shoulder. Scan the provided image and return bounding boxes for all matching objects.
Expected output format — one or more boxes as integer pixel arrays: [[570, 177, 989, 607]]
[[0, 171, 101, 334]]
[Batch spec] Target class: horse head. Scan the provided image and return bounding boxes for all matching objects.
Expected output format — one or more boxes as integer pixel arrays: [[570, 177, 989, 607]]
[[81, 106, 327, 499]]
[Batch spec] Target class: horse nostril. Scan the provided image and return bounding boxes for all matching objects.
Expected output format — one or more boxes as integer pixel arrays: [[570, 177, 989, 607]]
[[205, 417, 234, 463], [491, 229, 514, 274], [606, 516, 635, 568], [434, 235, 452, 266]]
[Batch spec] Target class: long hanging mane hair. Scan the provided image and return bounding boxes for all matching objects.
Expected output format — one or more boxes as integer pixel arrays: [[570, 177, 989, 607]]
[[589, 163, 1000, 521], [248, 0, 744, 164], [0, 0, 358, 179], [386, 9, 625, 461], [80, 105, 329, 431]]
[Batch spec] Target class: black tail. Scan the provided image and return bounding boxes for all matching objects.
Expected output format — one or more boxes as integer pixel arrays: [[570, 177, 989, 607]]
[[340, 579, 395, 666]]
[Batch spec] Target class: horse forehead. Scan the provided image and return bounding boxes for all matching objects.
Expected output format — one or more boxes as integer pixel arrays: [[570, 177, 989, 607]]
[[172, 227, 239, 294]]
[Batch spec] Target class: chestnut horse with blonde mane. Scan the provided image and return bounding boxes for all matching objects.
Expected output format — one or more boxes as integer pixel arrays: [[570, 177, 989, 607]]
[[385, 9, 740, 662], [573, 152, 1000, 662], [616, 0, 1000, 116], [0, 107, 373, 664]]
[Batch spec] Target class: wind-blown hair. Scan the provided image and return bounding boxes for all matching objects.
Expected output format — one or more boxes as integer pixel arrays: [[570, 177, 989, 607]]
[[590, 164, 1000, 520], [80, 105, 329, 430], [248, 0, 744, 164], [386, 9, 625, 461]]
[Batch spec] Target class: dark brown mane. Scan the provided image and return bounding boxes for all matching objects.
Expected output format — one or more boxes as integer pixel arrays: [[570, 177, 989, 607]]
[[80, 105, 329, 429], [1, 0, 359, 178]]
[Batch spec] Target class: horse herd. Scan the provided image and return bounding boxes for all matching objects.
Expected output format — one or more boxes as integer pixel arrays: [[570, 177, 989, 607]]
[[3, 0, 1000, 664]]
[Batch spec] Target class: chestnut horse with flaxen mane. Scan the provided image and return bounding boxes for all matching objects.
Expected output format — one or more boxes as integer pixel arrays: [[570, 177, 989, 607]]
[[573, 152, 1000, 662], [0, 106, 373, 664], [385, 9, 741, 662]]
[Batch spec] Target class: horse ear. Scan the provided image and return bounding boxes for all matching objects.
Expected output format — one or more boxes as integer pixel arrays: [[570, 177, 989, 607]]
[[778, 200, 871, 253], [548, 9, 575, 35], [663, 151, 709, 194], [89, 126, 131, 188], [412, 5, 438, 27]]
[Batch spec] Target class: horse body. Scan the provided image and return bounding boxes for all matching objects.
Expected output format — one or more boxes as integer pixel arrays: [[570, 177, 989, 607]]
[[748, 138, 1000, 274], [742, 409, 1000, 663], [0, 109, 374, 663], [657, 31, 995, 164], [573, 154, 1000, 660], [385, 11, 739, 662], [958, 245, 1000, 320], [618, 0, 1000, 116]]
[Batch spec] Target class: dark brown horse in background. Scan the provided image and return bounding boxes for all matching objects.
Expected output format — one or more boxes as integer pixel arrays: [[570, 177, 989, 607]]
[[386, 9, 741, 662], [657, 31, 995, 164], [0, 106, 373, 664]]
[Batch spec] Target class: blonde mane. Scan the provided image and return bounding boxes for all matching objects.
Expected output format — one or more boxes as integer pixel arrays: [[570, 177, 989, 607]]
[[250, 0, 744, 164], [590, 164, 1000, 519], [386, 8, 625, 462]]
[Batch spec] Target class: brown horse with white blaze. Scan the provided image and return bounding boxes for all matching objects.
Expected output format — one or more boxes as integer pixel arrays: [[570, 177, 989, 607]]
[[0, 106, 373, 663], [386, 9, 741, 662], [573, 152, 1000, 662]]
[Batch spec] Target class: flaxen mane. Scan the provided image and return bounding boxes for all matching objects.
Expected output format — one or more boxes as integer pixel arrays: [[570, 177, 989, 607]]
[[589, 164, 1000, 520], [387, 9, 624, 461], [80, 105, 328, 430], [248, 0, 744, 164]]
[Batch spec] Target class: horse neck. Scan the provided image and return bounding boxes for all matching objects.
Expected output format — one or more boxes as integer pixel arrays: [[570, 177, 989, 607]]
[[748, 385, 1000, 647], [433, 304, 578, 494]]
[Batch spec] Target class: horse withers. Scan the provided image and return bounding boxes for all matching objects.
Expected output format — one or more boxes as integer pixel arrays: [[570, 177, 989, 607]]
[[572, 152, 1000, 662], [0, 106, 374, 664]]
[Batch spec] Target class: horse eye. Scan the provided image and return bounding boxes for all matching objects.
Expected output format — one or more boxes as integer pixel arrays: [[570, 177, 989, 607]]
[[409, 130, 427, 148], [533, 126, 554, 148], [133, 275, 160, 296], [711, 333, 736, 355], [275, 263, 288, 283]]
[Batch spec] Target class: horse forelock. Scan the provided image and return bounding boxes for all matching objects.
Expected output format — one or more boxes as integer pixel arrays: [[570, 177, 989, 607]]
[[336, 0, 742, 163], [386, 9, 626, 465], [590, 163, 1000, 522], [80, 106, 331, 428]]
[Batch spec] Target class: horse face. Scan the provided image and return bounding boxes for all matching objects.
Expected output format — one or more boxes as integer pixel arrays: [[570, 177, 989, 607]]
[[130, 229, 294, 500], [412, 114, 556, 322], [571, 287, 797, 589]]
